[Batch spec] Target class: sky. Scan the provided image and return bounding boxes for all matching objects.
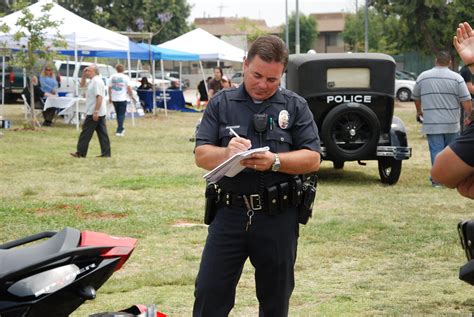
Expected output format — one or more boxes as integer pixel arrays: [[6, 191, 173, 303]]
[[187, 0, 361, 27]]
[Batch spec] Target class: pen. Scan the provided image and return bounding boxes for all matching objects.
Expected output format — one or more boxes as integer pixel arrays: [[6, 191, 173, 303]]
[[269, 117, 273, 130], [229, 127, 240, 138]]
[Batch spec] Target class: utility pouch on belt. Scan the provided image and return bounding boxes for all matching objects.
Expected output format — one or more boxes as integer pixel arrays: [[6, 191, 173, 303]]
[[266, 185, 279, 215], [204, 183, 219, 225], [298, 174, 318, 225]]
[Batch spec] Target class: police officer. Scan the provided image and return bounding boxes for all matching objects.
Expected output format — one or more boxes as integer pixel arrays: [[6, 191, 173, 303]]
[[193, 35, 321, 316]]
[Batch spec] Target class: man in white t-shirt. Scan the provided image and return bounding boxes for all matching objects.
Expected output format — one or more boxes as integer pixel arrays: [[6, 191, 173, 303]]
[[109, 64, 132, 136], [70, 65, 111, 158]]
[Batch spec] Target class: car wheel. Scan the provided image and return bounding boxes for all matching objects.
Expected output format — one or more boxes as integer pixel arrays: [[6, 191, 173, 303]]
[[321, 103, 381, 161], [333, 161, 344, 169], [396, 88, 411, 102], [378, 157, 402, 185]]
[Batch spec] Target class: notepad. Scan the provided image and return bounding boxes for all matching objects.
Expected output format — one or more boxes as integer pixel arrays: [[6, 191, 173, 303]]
[[203, 146, 270, 183]]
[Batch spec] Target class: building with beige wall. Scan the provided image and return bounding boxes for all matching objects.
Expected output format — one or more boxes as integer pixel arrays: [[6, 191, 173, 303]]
[[310, 13, 348, 53]]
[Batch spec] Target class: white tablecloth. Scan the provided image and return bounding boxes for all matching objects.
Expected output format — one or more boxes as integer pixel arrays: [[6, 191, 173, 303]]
[[44, 96, 79, 110], [44, 96, 86, 124]]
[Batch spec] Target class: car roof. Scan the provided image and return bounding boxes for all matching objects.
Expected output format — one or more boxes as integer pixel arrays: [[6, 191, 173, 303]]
[[286, 53, 396, 96]]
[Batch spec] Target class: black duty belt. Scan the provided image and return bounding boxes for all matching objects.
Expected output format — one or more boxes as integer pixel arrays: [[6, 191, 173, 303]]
[[218, 176, 303, 214]]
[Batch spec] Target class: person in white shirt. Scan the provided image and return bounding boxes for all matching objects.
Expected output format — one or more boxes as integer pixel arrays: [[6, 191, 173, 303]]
[[108, 64, 132, 136], [70, 65, 111, 158]]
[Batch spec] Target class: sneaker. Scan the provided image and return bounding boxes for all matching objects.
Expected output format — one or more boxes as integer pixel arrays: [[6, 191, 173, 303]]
[[120, 130, 125, 136], [432, 183, 443, 188]]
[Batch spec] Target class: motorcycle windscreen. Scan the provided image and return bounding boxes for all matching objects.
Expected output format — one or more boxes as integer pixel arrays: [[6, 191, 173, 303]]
[[8, 264, 82, 297]]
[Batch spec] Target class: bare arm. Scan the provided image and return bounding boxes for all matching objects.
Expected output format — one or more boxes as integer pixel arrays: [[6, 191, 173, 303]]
[[457, 174, 474, 199], [195, 137, 320, 174], [195, 137, 252, 170], [80, 69, 88, 88], [92, 94, 103, 122], [466, 81, 474, 96], [431, 146, 474, 189], [241, 149, 321, 174], [462, 99, 472, 125]]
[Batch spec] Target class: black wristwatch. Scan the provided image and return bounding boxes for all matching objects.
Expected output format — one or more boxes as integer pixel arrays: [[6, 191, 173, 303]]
[[271, 153, 280, 172]]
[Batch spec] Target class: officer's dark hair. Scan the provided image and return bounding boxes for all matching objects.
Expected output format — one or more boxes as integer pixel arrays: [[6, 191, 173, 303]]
[[247, 35, 289, 69], [214, 66, 223, 76]]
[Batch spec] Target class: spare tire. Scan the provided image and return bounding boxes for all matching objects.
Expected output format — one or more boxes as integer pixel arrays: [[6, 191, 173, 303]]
[[321, 103, 380, 161]]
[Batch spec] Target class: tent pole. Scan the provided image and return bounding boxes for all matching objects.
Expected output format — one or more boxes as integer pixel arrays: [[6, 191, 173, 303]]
[[74, 33, 80, 131], [1, 55, 5, 111], [199, 61, 208, 96], [179, 61, 182, 91], [127, 47, 135, 126], [160, 59, 167, 117], [152, 58, 156, 115]]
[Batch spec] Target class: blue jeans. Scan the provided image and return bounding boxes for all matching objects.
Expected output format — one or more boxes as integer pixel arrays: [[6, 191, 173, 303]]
[[427, 133, 459, 166], [427, 133, 459, 184], [113, 101, 127, 133]]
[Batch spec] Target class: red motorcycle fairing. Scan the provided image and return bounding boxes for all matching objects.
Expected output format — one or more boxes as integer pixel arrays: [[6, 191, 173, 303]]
[[80, 231, 137, 271]]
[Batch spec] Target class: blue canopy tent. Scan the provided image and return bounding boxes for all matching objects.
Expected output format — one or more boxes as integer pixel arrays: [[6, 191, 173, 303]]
[[59, 41, 201, 115]]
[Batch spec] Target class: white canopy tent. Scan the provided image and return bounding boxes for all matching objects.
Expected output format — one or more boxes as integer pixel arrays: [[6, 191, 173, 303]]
[[0, 0, 131, 128], [158, 28, 246, 63], [0, 0, 129, 52]]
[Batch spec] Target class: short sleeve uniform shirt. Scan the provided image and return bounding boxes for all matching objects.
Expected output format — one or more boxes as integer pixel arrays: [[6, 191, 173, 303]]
[[196, 84, 321, 192]]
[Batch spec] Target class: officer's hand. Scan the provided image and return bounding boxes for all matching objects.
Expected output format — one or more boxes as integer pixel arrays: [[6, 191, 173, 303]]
[[226, 136, 251, 157], [241, 151, 274, 171]]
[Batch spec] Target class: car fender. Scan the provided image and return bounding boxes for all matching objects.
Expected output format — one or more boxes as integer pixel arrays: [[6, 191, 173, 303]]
[[390, 116, 408, 147]]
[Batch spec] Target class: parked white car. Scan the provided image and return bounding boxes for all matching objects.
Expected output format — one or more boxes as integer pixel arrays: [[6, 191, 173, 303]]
[[54, 60, 116, 96], [126, 70, 171, 90], [395, 70, 416, 102]]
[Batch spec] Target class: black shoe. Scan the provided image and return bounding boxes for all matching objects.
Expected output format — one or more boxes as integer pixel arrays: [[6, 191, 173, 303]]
[[70, 152, 84, 158], [43, 121, 52, 127]]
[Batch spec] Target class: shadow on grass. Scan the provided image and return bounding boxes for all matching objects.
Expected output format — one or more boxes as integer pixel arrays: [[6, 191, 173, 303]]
[[317, 165, 380, 185]]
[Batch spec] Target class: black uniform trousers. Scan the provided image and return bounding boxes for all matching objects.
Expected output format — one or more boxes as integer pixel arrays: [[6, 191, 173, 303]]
[[76, 115, 111, 157], [193, 204, 299, 317]]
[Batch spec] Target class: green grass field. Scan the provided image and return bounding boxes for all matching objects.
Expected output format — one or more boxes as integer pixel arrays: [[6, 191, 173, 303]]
[[0, 102, 473, 316]]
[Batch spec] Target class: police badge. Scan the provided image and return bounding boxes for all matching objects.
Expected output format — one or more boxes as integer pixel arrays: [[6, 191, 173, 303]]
[[278, 110, 290, 129]]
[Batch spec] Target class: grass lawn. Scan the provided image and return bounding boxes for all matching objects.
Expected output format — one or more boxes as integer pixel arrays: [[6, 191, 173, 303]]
[[0, 101, 473, 316]]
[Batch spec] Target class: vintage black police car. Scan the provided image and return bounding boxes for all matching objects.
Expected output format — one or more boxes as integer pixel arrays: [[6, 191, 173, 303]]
[[286, 53, 412, 185]]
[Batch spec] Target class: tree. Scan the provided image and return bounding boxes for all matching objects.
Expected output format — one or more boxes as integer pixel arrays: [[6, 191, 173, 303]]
[[57, 0, 192, 44], [282, 13, 317, 54], [1, 0, 65, 128], [342, 7, 402, 54], [370, 0, 473, 63], [234, 18, 269, 43]]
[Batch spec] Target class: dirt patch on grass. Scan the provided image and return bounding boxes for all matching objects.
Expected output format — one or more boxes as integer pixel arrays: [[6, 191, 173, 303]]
[[395, 100, 415, 110]]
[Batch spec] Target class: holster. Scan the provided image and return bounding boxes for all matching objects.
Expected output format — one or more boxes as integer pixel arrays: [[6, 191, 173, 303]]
[[458, 220, 474, 285], [298, 174, 317, 225], [204, 183, 219, 225]]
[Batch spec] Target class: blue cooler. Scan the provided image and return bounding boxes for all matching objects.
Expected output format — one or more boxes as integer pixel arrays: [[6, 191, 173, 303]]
[[0, 120, 11, 129]]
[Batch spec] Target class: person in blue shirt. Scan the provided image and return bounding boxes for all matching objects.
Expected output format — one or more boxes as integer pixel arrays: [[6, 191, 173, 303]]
[[39, 65, 58, 95], [39, 65, 58, 126]]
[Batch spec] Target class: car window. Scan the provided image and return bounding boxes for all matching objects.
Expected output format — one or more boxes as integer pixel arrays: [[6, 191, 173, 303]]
[[98, 65, 109, 77], [327, 68, 370, 88], [59, 64, 76, 77], [78, 65, 88, 78]]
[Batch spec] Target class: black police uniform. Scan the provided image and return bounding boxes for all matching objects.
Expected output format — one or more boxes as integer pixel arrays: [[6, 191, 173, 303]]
[[193, 84, 321, 317]]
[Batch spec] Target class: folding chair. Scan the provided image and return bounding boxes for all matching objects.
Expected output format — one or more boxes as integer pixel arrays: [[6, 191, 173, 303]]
[[21, 94, 43, 124]]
